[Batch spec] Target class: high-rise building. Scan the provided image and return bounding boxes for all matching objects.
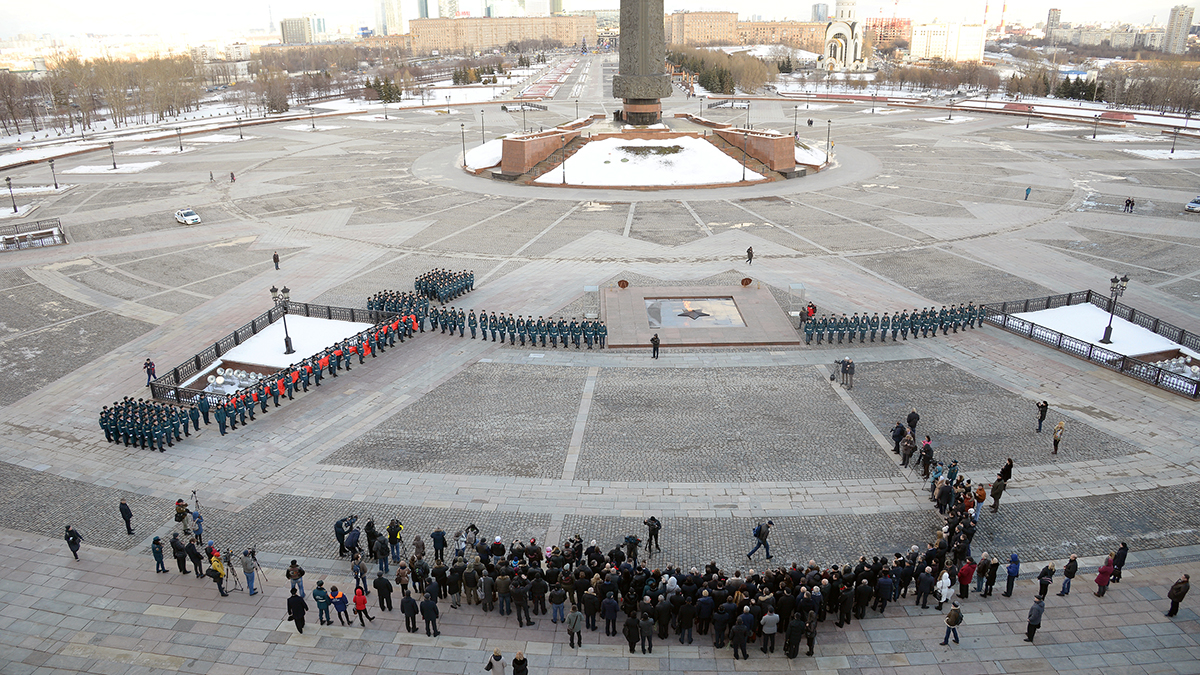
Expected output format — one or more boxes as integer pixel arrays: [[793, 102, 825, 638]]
[[280, 17, 314, 44], [439, 0, 460, 18], [664, 11, 739, 45], [379, 0, 404, 35], [1046, 8, 1061, 31], [550, 0, 563, 13], [1165, 4, 1194, 54], [812, 4, 829, 22], [409, 15, 596, 54], [909, 23, 986, 62], [419, 0, 430, 19]]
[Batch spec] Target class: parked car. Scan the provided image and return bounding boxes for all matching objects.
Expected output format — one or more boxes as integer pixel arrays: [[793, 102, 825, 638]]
[[174, 208, 201, 225], [1186, 197, 1200, 213]]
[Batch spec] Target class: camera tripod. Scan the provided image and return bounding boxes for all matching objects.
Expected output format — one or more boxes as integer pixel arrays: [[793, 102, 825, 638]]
[[220, 550, 245, 593]]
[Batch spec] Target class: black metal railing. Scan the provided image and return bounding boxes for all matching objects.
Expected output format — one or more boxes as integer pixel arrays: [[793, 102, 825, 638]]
[[149, 302, 398, 405], [981, 290, 1200, 399], [0, 218, 66, 251], [0, 217, 61, 237]]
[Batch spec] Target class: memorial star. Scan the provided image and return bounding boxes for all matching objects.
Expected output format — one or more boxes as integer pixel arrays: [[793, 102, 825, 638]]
[[678, 309, 710, 320]]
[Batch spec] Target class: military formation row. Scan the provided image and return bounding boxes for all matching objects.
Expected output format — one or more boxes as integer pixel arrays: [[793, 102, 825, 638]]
[[102, 317, 419, 447], [414, 268, 474, 304], [429, 310, 610, 349], [802, 304, 986, 345]]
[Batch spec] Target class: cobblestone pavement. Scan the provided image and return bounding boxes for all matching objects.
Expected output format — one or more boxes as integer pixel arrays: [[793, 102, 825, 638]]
[[323, 363, 585, 478], [845, 357, 1141, 472], [577, 365, 896, 482], [3, 55, 1200, 673]]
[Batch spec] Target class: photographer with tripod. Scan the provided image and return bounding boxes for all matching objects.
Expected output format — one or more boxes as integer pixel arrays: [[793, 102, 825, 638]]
[[242, 549, 265, 596]]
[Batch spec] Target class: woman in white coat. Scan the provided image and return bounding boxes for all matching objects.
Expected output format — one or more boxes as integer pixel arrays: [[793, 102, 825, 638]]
[[936, 570, 955, 610]]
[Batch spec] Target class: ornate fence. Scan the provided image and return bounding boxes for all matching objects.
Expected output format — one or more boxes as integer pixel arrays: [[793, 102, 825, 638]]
[[1, 217, 65, 251], [981, 290, 1200, 399], [149, 302, 398, 405]]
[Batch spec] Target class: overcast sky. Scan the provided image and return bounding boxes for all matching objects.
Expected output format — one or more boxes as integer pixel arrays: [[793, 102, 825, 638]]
[[0, 0, 1190, 40]]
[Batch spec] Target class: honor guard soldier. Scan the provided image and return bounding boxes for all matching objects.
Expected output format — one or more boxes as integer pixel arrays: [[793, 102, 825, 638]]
[[489, 312, 500, 342], [869, 313, 880, 341], [598, 321, 607, 348], [516, 316, 527, 346], [848, 313, 860, 343], [584, 320, 596, 349], [836, 314, 848, 344], [939, 305, 949, 335], [814, 314, 827, 344], [570, 318, 582, 348], [857, 313, 868, 342], [468, 310, 478, 339], [880, 312, 892, 341], [548, 318, 559, 347], [804, 319, 815, 345]]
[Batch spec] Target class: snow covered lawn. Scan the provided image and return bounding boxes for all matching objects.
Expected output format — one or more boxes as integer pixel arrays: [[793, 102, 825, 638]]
[[1014, 122, 1087, 131], [923, 116, 977, 124], [1091, 133, 1165, 143], [220, 315, 375, 370], [859, 108, 905, 115], [9, 185, 75, 195], [465, 138, 504, 170], [1011, 303, 1200, 360], [0, 204, 38, 220], [191, 134, 255, 143], [0, 142, 105, 168], [535, 136, 765, 186], [1121, 148, 1200, 159], [63, 161, 161, 174], [795, 142, 827, 166], [120, 146, 195, 155]]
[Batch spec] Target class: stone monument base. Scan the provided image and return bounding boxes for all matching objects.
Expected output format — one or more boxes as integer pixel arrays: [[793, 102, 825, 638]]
[[622, 99, 663, 125], [602, 285, 802, 348]]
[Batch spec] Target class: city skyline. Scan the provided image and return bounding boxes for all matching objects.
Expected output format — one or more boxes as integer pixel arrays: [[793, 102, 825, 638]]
[[0, 0, 1193, 41]]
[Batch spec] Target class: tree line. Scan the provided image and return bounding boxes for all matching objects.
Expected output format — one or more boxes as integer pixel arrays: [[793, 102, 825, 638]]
[[668, 46, 776, 95]]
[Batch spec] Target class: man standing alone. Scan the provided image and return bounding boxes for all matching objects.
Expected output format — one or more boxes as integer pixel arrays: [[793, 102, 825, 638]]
[[273, 252, 280, 270], [650, 334, 660, 359], [1036, 401, 1049, 432], [119, 498, 134, 535], [1166, 574, 1190, 617], [746, 247, 753, 264], [1023, 595, 1044, 642]]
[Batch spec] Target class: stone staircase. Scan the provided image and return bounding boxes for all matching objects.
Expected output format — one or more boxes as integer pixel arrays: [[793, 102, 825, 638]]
[[522, 135, 591, 183], [705, 133, 781, 181]]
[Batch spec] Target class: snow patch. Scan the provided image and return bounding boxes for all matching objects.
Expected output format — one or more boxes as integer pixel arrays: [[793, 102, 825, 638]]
[[795, 143, 827, 166], [1121, 148, 1200, 160], [923, 116, 977, 124], [191, 134, 255, 143], [1011, 304, 1200, 361], [1015, 122, 1088, 131], [535, 136, 765, 187], [281, 124, 345, 131], [1091, 133, 1166, 143], [219, 315, 375, 370], [62, 161, 161, 174], [465, 138, 504, 170], [0, 204, 38, 220], [119, 146, 195, 155], [8, 185, 74, 195]]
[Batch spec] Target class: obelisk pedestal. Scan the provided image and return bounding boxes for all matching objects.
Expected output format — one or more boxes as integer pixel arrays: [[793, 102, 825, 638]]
[[611, 0, 673, 125]]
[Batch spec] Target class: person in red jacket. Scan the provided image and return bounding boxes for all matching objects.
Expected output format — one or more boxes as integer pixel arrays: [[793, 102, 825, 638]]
[[957, 559, 977, 600], [1095, 557, 1115, 597], [353, 587, 376, 626]]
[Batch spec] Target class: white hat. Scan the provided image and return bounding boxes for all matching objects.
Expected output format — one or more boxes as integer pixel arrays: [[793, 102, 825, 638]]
[[495, 536, 502, 543]]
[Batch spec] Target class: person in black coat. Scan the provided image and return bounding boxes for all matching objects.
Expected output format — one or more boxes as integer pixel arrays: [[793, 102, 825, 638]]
[[287, 587, 309, 633], [373, 572, 394, 611], [677, 597, 696, 644], [836, 586, 854, 627], [890, 422, 906, 454], [712, 604, 730, 648], [400, 591, 419, 633], [915, 567, 935, 608], [622, 614, 640, 653], [907, 409, 920, 434], [1112, 543, 1129, 583], [601, 592, 620, 635], [185, 538, 205, 578], [170, 533, 189, 573], [420, 593, 440, 636], [853, 579, 873, 619], [581, 588, 600, 631]]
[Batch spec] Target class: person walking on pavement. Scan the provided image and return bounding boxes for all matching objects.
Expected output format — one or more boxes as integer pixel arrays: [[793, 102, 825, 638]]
[[907, 408, 920, 435], [1057, 554, 1078, 596], [650, 334, 660, 359], [64, 526, 83, 560], [1024, 595, 1044, 642], [287, 587, 308, 633], [1166, 574, 1190, 617], [151, 537, 167, 573], [421, 593, 441, 636], [990, 475, 1007, 512], [643, 516, 661, 553], [1052, 421, 1064, 454], [940, 601, 962, 646], [374, 572, 394, 611], [1112, 542, 1129, 583], [483, 649, 506, 674], [1095, 556, 1114, 597], [353, 588, 375, 625], [1002, 553, 1020, 597], [746, 246, 753, 264], [1025, 186, 1032, 200], [566, 604, 584, 648], [1036, 401, 1049, 432], [272, 252, 280, 270], [119, 498, 134, 535], [143, 358, 156, 387], [747, 520, 773, 560]]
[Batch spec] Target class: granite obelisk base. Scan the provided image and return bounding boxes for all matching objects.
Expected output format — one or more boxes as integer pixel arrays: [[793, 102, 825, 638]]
[[612, 0, 672, 125]]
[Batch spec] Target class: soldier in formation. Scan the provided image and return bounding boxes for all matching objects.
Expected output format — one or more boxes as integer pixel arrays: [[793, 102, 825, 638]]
[[414, 269, 474, 305], [803, 303, 981, 346]]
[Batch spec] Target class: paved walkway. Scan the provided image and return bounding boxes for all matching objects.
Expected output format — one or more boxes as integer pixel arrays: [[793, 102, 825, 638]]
[[3, 528, 1196, 675]]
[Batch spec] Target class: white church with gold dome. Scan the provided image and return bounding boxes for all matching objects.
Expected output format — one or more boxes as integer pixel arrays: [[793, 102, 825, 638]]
[[823, 0, 866, 70]]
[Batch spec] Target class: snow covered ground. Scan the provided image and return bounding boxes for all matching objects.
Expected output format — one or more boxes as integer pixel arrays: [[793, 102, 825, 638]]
[[924, 116, 977, 124], [859, 108, 905, 115], [0, 204, 38, 220], [1091, 133, 1166, 143], [795, 143, 827, 166], [8, 185, 74, 195], [0, 142, 105, 168], [1015, 122, 1088, 132], [465, 138, 504, 170], [1012, 304, 1200, 360], [219, 315, 375, 370], [535, 136, 765, 187], [119, 146, 195, 155], [1121, 148, 1200, 160], [62, 161, 161, 174], [191, 134, 255, 143]]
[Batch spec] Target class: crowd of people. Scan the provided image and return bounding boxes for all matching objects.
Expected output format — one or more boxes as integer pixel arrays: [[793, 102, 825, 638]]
[[801, 303, 986, 345], [414, 269, 474, 305]]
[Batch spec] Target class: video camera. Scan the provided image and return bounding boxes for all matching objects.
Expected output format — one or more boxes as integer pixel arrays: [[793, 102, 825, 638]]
[[624, 534, 641, 547]]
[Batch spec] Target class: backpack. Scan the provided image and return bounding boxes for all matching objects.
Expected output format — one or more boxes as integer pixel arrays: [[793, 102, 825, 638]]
[[753, 523, 763, 539]]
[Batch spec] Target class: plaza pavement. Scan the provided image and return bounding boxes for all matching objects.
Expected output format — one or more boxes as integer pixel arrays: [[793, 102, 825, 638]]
[[0, 54, 1198, 672]]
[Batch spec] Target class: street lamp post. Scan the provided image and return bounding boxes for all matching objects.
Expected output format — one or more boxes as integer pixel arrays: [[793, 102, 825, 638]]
[[826, 119, 832, 160], [481, 110, 485, 144], [1026, 105, 1033, 129], [522, 105, 527, 133], [270, 285, 296, 355], [49, 159, 58, 190], [741, 131, 748, 182], [108, 141, 116, 170], [872, 93, 876, 114], [947, 98, 953, 121], [747, 102, 751, 129], [309, 107, 315, 129], [1098, 274, 1129, 344], [176, 127, 183, 152], [793, 105, 799, 136], [383, 100, 388, 120], [1092, 114, 1101, 140], [1172, 126, 1181, 154], [575, 99, 579, 119], [699, 96, 705, 115], [236, 117, 243, 140], [5, 177, 16, 214], [460, 123, 467, 167]]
